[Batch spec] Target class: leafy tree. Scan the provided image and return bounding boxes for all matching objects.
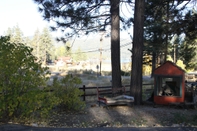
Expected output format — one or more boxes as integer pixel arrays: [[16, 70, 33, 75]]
[[167, 55, 173, 62], [176, 60, 186, 71], [55, 41, 72, 59], [73, 47, 87, 62], [56, 46, 67, 57], [0, 36, 58, 121]]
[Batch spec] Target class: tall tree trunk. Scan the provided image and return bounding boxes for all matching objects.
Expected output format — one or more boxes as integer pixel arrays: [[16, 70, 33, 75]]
[[130, 0, 145, 105], [110, 0, 121, 88]]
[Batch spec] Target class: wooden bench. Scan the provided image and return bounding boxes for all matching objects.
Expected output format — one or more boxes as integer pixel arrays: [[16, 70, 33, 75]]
[[97, 87, 134, 107]]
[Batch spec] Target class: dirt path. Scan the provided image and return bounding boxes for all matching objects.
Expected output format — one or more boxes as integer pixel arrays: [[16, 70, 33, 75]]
[[47, 102, 197, 128]]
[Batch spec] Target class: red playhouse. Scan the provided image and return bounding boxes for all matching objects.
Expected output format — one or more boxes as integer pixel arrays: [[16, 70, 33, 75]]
[[153, 61, 186, 105]]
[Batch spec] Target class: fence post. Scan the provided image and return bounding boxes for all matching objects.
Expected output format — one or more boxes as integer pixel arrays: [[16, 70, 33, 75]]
[[83, 85, 86, 101]]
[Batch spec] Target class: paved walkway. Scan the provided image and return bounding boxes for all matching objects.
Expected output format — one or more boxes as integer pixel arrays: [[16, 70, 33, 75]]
[[0, 124, 197, 131]]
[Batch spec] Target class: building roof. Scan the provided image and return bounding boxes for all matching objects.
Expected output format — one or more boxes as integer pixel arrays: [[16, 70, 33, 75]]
[[153, 61, 185, 76]]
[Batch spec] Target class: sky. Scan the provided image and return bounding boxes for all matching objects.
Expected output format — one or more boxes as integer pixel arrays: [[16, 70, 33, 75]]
[[0, 0, 50, 37], [0, 0, 133, 63], [0, 0, 133, 39]]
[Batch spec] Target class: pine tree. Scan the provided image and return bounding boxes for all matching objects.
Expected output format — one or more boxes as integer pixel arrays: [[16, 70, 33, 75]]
[[31, 29, 41, 61], [144, 0, 197, 71], [130, 0, 145, 105], [33, 0, 134, 88], [5, 25, 24, 44], [179, 11, 197, 70], [40, 27, 54, 65], [30, 27, 54, 65]]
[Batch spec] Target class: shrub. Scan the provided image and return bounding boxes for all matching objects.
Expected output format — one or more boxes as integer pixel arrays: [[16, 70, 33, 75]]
[[52, 75, 85, 111], [0, 36, 58, 122]]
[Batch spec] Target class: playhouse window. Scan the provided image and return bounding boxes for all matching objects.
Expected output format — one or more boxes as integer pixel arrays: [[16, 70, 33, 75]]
[[156, 76, 182, 97]]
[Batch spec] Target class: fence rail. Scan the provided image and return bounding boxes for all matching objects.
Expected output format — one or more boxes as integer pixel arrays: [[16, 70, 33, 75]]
[[79, 83, 154, 101], [0, 83, 154, 101]]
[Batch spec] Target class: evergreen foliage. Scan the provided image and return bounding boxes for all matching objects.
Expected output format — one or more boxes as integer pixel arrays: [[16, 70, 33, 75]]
[[31, 29, 41, 59], [30, 27, 55, 64], [33, 0, 133, 89], [144, 0, 197, 70], [179, 11, 197, 70], [39, 27, 54, 65], [73, 47, 87, 62], [5, 25, 24, 44], [33, 0, 133, 39]]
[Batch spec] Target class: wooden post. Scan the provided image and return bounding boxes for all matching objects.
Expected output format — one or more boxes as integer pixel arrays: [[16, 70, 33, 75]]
[[83, 85, 86, 101]]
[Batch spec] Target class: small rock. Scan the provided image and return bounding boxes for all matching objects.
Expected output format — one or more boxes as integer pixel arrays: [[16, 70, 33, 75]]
[[172, 124, 180, 127], [31, 123, 38, 127]]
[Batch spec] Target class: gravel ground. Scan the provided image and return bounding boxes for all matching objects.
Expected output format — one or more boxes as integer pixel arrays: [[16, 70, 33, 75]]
[[45, 101, 197, 128]]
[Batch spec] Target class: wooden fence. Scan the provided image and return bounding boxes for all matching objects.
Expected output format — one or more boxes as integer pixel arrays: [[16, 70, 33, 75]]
[[79, 83, 154, 101], [0, 83, 154, 102]]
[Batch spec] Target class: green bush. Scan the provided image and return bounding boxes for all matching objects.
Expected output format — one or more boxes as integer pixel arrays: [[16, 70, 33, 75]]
[[52, 75, 85, 111], [0, 36, 59, 122]]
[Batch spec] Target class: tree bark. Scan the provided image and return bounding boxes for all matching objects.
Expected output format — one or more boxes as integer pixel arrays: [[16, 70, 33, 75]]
[[110, 0, 122, 89], [164, 1, 169, 63], [130, 0, 145, 105]]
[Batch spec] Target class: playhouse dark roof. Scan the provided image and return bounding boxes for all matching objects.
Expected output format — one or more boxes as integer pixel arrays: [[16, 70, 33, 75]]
[[153, 61, 185, 76]]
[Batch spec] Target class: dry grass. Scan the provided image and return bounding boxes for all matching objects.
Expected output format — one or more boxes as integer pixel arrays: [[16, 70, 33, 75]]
[[47, 68, 154, 102]]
